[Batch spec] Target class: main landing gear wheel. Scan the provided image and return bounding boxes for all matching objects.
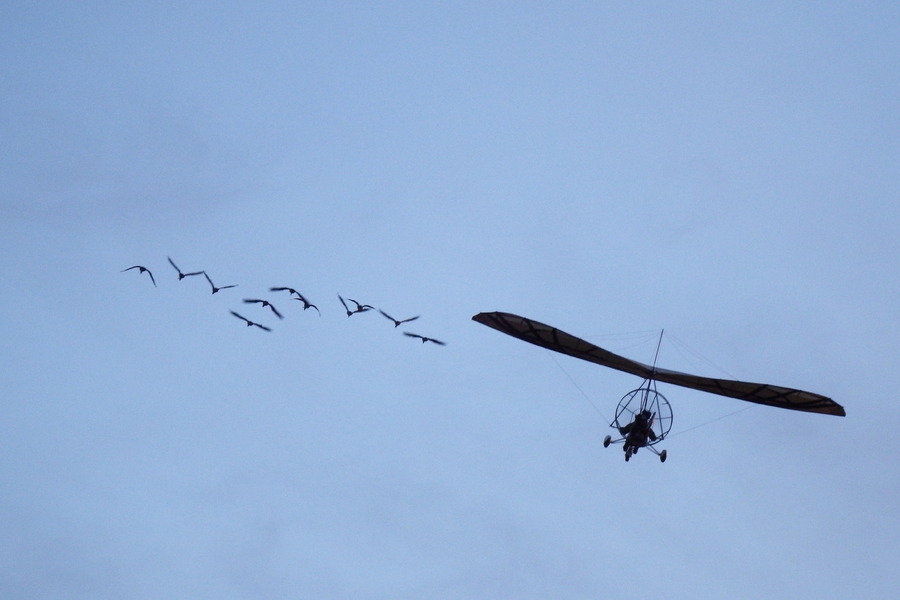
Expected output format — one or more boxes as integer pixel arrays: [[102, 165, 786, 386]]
[[603, 435, 612, 448], [659, 449, 667, 463]]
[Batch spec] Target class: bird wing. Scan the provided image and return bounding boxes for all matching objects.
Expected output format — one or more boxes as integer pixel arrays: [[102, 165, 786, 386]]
[[230, 310, 250, 324], [270, 305, 283, 319], [348, 298, 373, 310], [299, 298, 321, 314], [167, 256, 181, 273]]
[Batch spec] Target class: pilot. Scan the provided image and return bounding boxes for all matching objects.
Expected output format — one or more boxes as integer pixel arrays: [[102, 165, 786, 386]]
[[619, 410, 657, 454]]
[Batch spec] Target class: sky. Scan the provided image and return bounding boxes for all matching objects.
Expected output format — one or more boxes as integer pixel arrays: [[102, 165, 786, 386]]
[[2, 2, 899, 598]]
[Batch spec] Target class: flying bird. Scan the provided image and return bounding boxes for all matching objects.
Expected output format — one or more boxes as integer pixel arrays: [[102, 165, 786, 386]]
[[243, 298, 283, 319], [338, 294, 374, 317], [403, 332, 446, 346], [203, 272, 237, 294], [121, 265, 156, 287], [292, 294, 320, 316], [167, 256, 204, 281], [271, 287, 319, 315], [379, 309, 420, 328], [230, 310, 272, 331], [270, 286, 301, 297]]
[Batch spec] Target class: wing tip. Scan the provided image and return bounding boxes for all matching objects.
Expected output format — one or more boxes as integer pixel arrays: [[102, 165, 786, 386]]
[[472, 310, 516, 324], [472, 311, 500, 327]]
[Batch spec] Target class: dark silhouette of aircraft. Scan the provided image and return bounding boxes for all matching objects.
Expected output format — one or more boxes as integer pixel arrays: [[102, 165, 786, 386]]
[[473, 310, 846, 463], [230, 310, 271, 331], [379, 309, 420, 327], [121, 265, 156, 287]]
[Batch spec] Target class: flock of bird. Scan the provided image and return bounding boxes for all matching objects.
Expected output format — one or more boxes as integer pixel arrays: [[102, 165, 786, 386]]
[[121, 257, 446, 345]]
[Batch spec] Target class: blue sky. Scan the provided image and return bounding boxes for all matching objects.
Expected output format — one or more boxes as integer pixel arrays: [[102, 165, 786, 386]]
[[2, 2, 898, 598]]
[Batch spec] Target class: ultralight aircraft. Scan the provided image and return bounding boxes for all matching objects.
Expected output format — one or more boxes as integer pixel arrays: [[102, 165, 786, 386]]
[[473, 311, 845, 462]]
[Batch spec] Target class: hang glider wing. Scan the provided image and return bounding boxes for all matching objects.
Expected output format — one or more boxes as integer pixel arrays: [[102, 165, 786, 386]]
[[472, 311, 845, 417]]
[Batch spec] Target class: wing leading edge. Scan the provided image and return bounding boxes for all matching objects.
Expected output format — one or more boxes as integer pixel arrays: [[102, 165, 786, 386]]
[[472, 311, 845, 417]]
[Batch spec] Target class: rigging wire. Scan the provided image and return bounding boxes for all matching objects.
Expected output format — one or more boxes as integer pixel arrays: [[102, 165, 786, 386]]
[[667, 405, 756, 438], [543, 328, 663, 421], [544, 349, 606, 418], [585, 329, 660, 354], [664, 331, 739, 380], [658, 330, 758, 437], [544, 327, 756, 439], [651, 328, 664, 373]]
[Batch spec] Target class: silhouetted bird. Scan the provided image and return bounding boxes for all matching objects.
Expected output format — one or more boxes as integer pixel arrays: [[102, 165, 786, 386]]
[[203, 272, 237, 294], [121, 265, 156, 287], [167, 256, 204, 280], [379, 309, 420, 328], [243, 298, 283, 319], [230, 310, 271, 331], [338, 294, 373, 317], [270, 286, 301, 297], [403, 332, 446, 345], [292, 294, 320, 316]]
